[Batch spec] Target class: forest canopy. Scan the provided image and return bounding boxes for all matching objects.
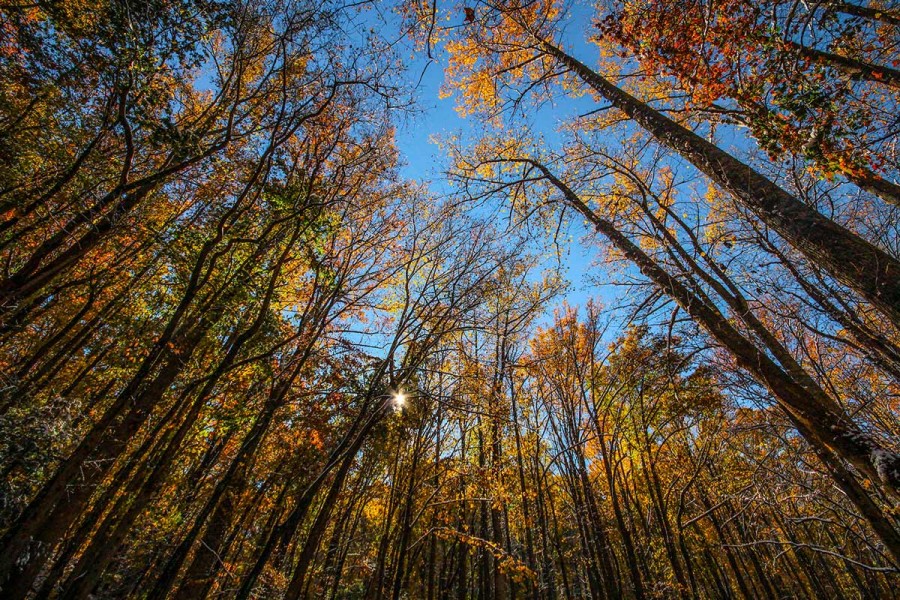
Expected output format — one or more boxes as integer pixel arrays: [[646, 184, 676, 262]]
[[0, 0, 898, 598]]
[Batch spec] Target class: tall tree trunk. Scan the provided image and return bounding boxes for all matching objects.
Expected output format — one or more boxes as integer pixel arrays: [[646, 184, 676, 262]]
[[696, 491, 756, 600], [510, 387, 539, 599], [786, 40, 900, 89], [391, 423, 425, 600], [524, 161, 900, 562], [832, 2, 900, 26], [537, 40, 900, 328]]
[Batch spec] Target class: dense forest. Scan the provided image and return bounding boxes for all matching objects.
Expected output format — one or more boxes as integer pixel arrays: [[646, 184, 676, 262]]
[[0, 0, 898, 598]]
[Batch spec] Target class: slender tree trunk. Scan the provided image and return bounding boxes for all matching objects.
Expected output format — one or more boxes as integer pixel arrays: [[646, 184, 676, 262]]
[[170, 401, 280, 600], [391, 424, 425, 600], [489, 414, 508, 599], [600, 441, 645, 600], [696, 491, 755, 600], [635, 421, 690, 598], [510, 387, 539, 599]]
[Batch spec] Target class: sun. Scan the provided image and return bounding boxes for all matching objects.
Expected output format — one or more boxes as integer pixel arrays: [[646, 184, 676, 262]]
[[392, 390, 406, 410]]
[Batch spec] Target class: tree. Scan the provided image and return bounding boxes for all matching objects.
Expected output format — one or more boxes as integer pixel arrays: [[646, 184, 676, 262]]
[[600, 0, 900, 205], [1, 1, 898, 597]]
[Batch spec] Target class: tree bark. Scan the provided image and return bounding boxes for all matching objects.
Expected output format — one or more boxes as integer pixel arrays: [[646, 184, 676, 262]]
[[538, 40, 900, 328], [524, 160, 900, 563]]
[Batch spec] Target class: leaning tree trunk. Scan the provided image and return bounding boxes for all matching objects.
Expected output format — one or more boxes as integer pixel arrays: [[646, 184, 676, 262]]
[[538, 40, 900, 329], [526, 160, 900, 564], [786, 40, 900, 89], [831, 2, 900, 26]]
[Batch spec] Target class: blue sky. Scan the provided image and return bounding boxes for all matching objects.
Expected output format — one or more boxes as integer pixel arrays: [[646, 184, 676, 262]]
[[391, 2, 616, 317]]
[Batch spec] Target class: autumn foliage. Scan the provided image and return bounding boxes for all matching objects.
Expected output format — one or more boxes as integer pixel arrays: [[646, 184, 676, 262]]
[[0, 0, 898, 598]]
